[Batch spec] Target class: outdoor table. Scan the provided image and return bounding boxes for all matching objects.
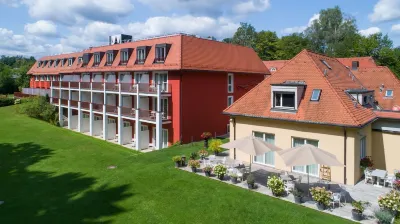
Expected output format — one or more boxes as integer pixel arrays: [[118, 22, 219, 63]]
[[370, 169, 387, 187]]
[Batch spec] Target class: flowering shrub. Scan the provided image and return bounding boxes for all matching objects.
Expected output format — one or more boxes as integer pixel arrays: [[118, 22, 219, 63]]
[[200, 132, 212, 140], [267, 176, 285, 196], [394, 180, 400, 190], [213, 165, 227, 177], [172, 156, 181, 162], [310, 187, 332, 206], [378, 190, 400, 213], [188, 160, 200, 168], [203, 165, 213, 172], [198, 149, 208, 157], [360, 156, 374, 170], [395, 172, 400, 179], [209, 139, 223, 154], [352, 201, 370, 213]]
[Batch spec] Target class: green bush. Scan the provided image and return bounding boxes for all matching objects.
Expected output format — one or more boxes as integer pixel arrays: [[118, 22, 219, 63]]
[[374, 210, 394, 224], [16, 96, 59, 125], [209, 139, 223, 154], [267, 176, 285, 196], [0, 97, 14, 107]]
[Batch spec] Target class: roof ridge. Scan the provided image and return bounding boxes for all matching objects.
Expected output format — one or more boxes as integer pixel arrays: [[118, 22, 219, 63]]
[[304, 51, 365, 126]]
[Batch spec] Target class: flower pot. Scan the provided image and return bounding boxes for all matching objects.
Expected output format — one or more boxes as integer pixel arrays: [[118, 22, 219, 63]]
[[230, 177, 238, 184], [205, 171, 211, 177], [218, 174, 224, 180], [351, 210, 363, 221], [214, 151, 219, 156], [204, 139, 209, 148], [248, 183, 255, 189], [294, 196, 302, 204], [200, 155, 205, 160], [175, 162, 180, 168], [316, 203, 327, 210], [191, 167, 197, 173]]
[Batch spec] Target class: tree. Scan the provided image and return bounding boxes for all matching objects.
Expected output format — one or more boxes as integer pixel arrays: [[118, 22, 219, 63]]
[[222, 38, 233, 44], [276, 33, 310, 60], [0, 63, 17, 94], [254, 31, 279, 60], [231, 22, 257, 48]]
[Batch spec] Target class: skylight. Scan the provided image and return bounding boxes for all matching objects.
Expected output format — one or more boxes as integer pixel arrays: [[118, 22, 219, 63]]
[[385, 90, 393, 97], [311, 89, 321, 101], [321, 60, 332, 70]]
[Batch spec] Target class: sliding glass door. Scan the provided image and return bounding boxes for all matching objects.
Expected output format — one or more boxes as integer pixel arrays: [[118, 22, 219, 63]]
[[253, 132, 275, 167], [292, 138, 319, 176]]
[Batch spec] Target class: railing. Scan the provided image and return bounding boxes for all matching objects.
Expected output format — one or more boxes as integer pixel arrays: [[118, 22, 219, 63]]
[[80, 82, 91, 90], [120, 60, 128, 65], [105, 83, 119, 91], [22, 88, 51, 96], [121, 107, 136, 117], [61, 82, 69, 88], [60, 99, 68, 106], [52, 97, 59, 104], [93, 62, 100, 67], [92, 103, 103, 112], [135, 59, 145, 64], [92, 82, 104, 90], [51, 81, 60, 87], [81, 102, 90, 110], [70, 82, 79, 89], [106, 105, 118, 114], [120, 83, 137, 93], [70, 100, 78, 108], [139, 109, 156, 121], [137, 83, 171, 94]]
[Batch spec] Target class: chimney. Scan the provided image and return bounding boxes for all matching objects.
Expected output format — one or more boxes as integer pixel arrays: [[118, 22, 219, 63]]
[[351, 61, 359, 71]]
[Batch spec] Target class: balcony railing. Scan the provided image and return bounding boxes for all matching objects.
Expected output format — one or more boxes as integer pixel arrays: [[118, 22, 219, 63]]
[[105, 83, 119, 92], [135, 59, 145, 64], [120, 60, 128, 66], [60, 99, 68, 106], [51, 81, 60, 87], [121, 107, 136, 117], [138, 110, 170, 122], [137, 83, 171, 94], [70, 82, 79, 89], [52, 97, 59, 104], [120, 83, 137, 93], [61, 82, 69, 88], [80, 82, 91, 90], [81, 102, 90, 110], [92, 82, 104, 90], [70, 100, 78, 108], [106, 105, 117, 114], [92, 103, 103, 112]]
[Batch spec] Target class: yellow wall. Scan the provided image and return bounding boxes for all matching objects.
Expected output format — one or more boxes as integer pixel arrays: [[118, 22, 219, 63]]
[[230, 117, 370, 185], [372, 131, 400, 174]]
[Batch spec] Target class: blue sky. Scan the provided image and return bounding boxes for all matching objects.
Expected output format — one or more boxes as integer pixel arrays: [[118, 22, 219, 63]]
[[0, 0, 399, 58]]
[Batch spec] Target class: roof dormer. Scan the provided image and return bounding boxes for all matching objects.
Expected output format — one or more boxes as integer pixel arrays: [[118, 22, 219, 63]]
[[106, 50, 117, 66], [154, 43, 171, 63], [136, 46, 150, 64], [346, 89, 375, 108], [120, 48, 133, 65], [93, 52, 104, 67], [270, 81, 306, 112], [82, 53, 92, 67]]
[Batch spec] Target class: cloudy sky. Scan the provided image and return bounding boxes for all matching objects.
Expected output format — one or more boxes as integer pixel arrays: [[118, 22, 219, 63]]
[[0, 0, 399, 58]]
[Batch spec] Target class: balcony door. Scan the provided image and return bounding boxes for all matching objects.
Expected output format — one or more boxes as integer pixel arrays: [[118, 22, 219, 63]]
[[152, 98, 168, 119], [135, 73, 149, 84], [292, 138, 319, 177], [152, 127, 168, 148], [153, 72, 168, 91]]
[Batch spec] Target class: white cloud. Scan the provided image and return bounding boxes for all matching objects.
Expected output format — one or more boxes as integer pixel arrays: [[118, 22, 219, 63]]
[[21, 0, 134, 25], [282, 13, 319, 35], [0, 0, 20, 7], [24, 20, 58, 37], [369, 0, 400, 22], [232, 0, 270, 14], [359, 27, 381, 36], [391, 24, 400, 33]]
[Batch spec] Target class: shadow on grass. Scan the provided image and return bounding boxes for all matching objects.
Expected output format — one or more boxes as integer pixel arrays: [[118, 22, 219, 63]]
[[0, 143, 132, 223]]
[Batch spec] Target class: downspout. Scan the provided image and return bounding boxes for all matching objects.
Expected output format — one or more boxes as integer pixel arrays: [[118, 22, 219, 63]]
[[343, 127, 347, 185], [233, 117, 236, 160]]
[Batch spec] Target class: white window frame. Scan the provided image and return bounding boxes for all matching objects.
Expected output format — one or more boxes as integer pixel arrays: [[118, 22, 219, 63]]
[[106, 53, 113, 65], [253, 131, 275, 167], [227, 96, 234, 107], [153, 72, 168, 91], [94, 54, 100, 65], [137, 48, 145, 63], [311, 89, 321, 101], [121, 51, 129, 62], [227, 73, 234, 93], [68, 58, 73, 66], [35, 76, 39, 81], [360, 136, 366, 159], [274, 92, 296, 109], [78, 57, 83, 64], [291, 137, 320, 177], [385, 90, 393, 97]]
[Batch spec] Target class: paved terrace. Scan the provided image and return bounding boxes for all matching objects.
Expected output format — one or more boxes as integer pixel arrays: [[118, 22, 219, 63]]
[[180, 152, 392, 224]]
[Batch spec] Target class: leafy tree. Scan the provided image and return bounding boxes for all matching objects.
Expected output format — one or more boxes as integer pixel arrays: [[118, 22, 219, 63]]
[[231, 22, 257, 48], [222, 38, 233, 44], [276, 33, 310, 60], [0, 63, 17, 94], [254, 31, 279, 60]]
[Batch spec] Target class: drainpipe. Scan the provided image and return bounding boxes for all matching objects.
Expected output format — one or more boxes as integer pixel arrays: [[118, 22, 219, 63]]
[[233, 117, 236, 160], [343, 127, 347, 185]]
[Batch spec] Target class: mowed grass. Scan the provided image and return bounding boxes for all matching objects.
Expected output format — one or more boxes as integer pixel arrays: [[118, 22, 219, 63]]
[[0, 106, 354, 224]]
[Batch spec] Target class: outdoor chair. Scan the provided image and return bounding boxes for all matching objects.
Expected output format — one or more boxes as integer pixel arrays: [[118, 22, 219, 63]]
[[296, 176, 302, 184], [331, 193, 341, 208], [385, 174, 396, 188], [364, 169, 373, 184], [284, 181, 295, 194]]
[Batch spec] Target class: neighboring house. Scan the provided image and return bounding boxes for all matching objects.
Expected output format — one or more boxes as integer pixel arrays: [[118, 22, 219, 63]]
[[27, 33, 269, 150], [263, 60, 288, 73], [337, 56, 378, 69], [224, 49, 400, 185]]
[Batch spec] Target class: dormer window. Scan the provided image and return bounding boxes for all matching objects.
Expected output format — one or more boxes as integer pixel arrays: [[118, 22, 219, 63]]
[[271, 81, 305, 112], [78, 57, 83, 65], [120, 48, 132, 65], [270, 67, 277, 72], [60, 59, 64, 67], [154, 44, 171, 63], [136, 47, 147, 64], [106, 52, 114, 66], [274, 92, 295, 109], [54, 59, 58, 67], [311, 89, 321, 101], [68, 58, 74, 66], [386, 90, 393, 97], [93, 53, 101, 66]]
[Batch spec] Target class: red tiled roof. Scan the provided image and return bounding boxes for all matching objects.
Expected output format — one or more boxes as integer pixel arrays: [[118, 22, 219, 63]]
[[263, 60, 288, 73], [28, 34, 269, 75], [337, 57, 378, 69], [224, 50, 377, 127], [374, 110, 400, 120], [352, 67, 400, 110]]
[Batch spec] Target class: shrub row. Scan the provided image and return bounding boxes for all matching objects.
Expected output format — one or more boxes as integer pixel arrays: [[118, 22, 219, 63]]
[[16, 96, 59, 125], [0, 97, 14, 107]]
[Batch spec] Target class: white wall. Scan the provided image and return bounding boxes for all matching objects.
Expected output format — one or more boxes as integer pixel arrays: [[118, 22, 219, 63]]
[[107, 122, 116, 140], [139, 129, 149, 149], [93, 120, 103, 136], [107, 95, 116, 106], [93, 73, 103, 82], [106, 72, 116, 83], [122, 126, 132, 145], [82, 117, 90, 132], [122, 96, 132, 108], [70, 115, 78, 129]]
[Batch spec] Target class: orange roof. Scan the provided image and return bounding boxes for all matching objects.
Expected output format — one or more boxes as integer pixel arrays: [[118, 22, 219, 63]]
[[263, 60, 288, 73], [28, 34, 269, 75], [337, 57, 378, 69], [224, 50, 377, 127], [352, 67, 400, 110], [374, 110, 400, 120]]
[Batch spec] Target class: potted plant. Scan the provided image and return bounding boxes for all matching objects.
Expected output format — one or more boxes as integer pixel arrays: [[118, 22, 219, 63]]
[[209, 139, 223, 156], [229, 173, 238, 184], [213, 164, 227, 180], [172, 156, 181, 167], [201, 132, 212, 148], [203, 165, 213, 177], [198, 149, 208, 160], [351, 200, 370, 221], [247, 174, 255, 189], [374, 210, 394, 224], [291, 188, 304, 204], [267, 176, 285, 197], [378, 190, 400, 217], [189, 152, 198, 160], [188, 160, 200, 173], [310, 187, 332, 210], [360, 156, 374, 171], [395, 172, 400, 180]]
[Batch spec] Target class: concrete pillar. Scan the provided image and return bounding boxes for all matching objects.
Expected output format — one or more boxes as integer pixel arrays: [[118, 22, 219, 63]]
[[155, 83, 162, 150], [89, 103, 93, 136], [50, 80, 53, 104], [118, 106, 122, 145], [103, 105, 108, 140], [58, 82, 63, 127], [78, 85, 82, 132], [135, 87, 141, 150]]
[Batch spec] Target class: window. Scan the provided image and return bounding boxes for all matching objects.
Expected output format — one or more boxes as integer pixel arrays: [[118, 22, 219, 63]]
[[48, 61, 52, 67], [253, 132, 275, 166], [363, 96, 368, 105], [108, 118, 116, 124], [385, 90, 393, 97], [123, 121, 131, 127], [61, 59, 64, 67], [35, 76, 39, 81], [141, 125, 149, 131], [94, 116, 102, 121], [121, 51, 129, 64], [78, 57, 83, 64], [360, 137, 366, 159], [40, 76, 44, 81], [228, 73, 234, 93], [106, 53, 113, 65], [137, 48, 145, 64], [321, 60, 332, 69], [46, 75, 50, 81], [54, 60, 58, 67], [68, 58, 73, 66], [274, 92, 295, 109], [94, 54, 100, 66], [270, 67, 277, 72], [83, 114, 90, 119], [37, 61, 41, 68], [311, 89, 321, 101], [155, 46, 166, 62], [153, 72, 168, 92], [292, 138, 319, 176], [227, 96, 234, 106]]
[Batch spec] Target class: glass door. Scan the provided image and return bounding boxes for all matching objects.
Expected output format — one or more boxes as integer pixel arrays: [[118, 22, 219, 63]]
[[154, 73, 168, 92], [292, 138, 319, 176], [162, 129, 168, 148], [253, 132, 275, 167]]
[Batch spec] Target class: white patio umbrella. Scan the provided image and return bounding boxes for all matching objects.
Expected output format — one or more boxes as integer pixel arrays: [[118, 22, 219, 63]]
[[277, 144, 344, 184], [220, 135, 282, 171]]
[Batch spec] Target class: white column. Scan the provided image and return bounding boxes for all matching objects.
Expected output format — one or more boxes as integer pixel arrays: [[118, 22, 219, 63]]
[[135, 87, 141, 150], [117, 107, 122, 145], [50, 80, 53, 104], [67, 90, 72, 129], [78, 83, 82, 132], [103, 105, 108, 140], [89, 103, 93, 136], [155, 83, 162, 150]]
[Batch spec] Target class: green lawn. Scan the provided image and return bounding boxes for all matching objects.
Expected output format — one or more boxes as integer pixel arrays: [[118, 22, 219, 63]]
[[0, 106, 353, 224]]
